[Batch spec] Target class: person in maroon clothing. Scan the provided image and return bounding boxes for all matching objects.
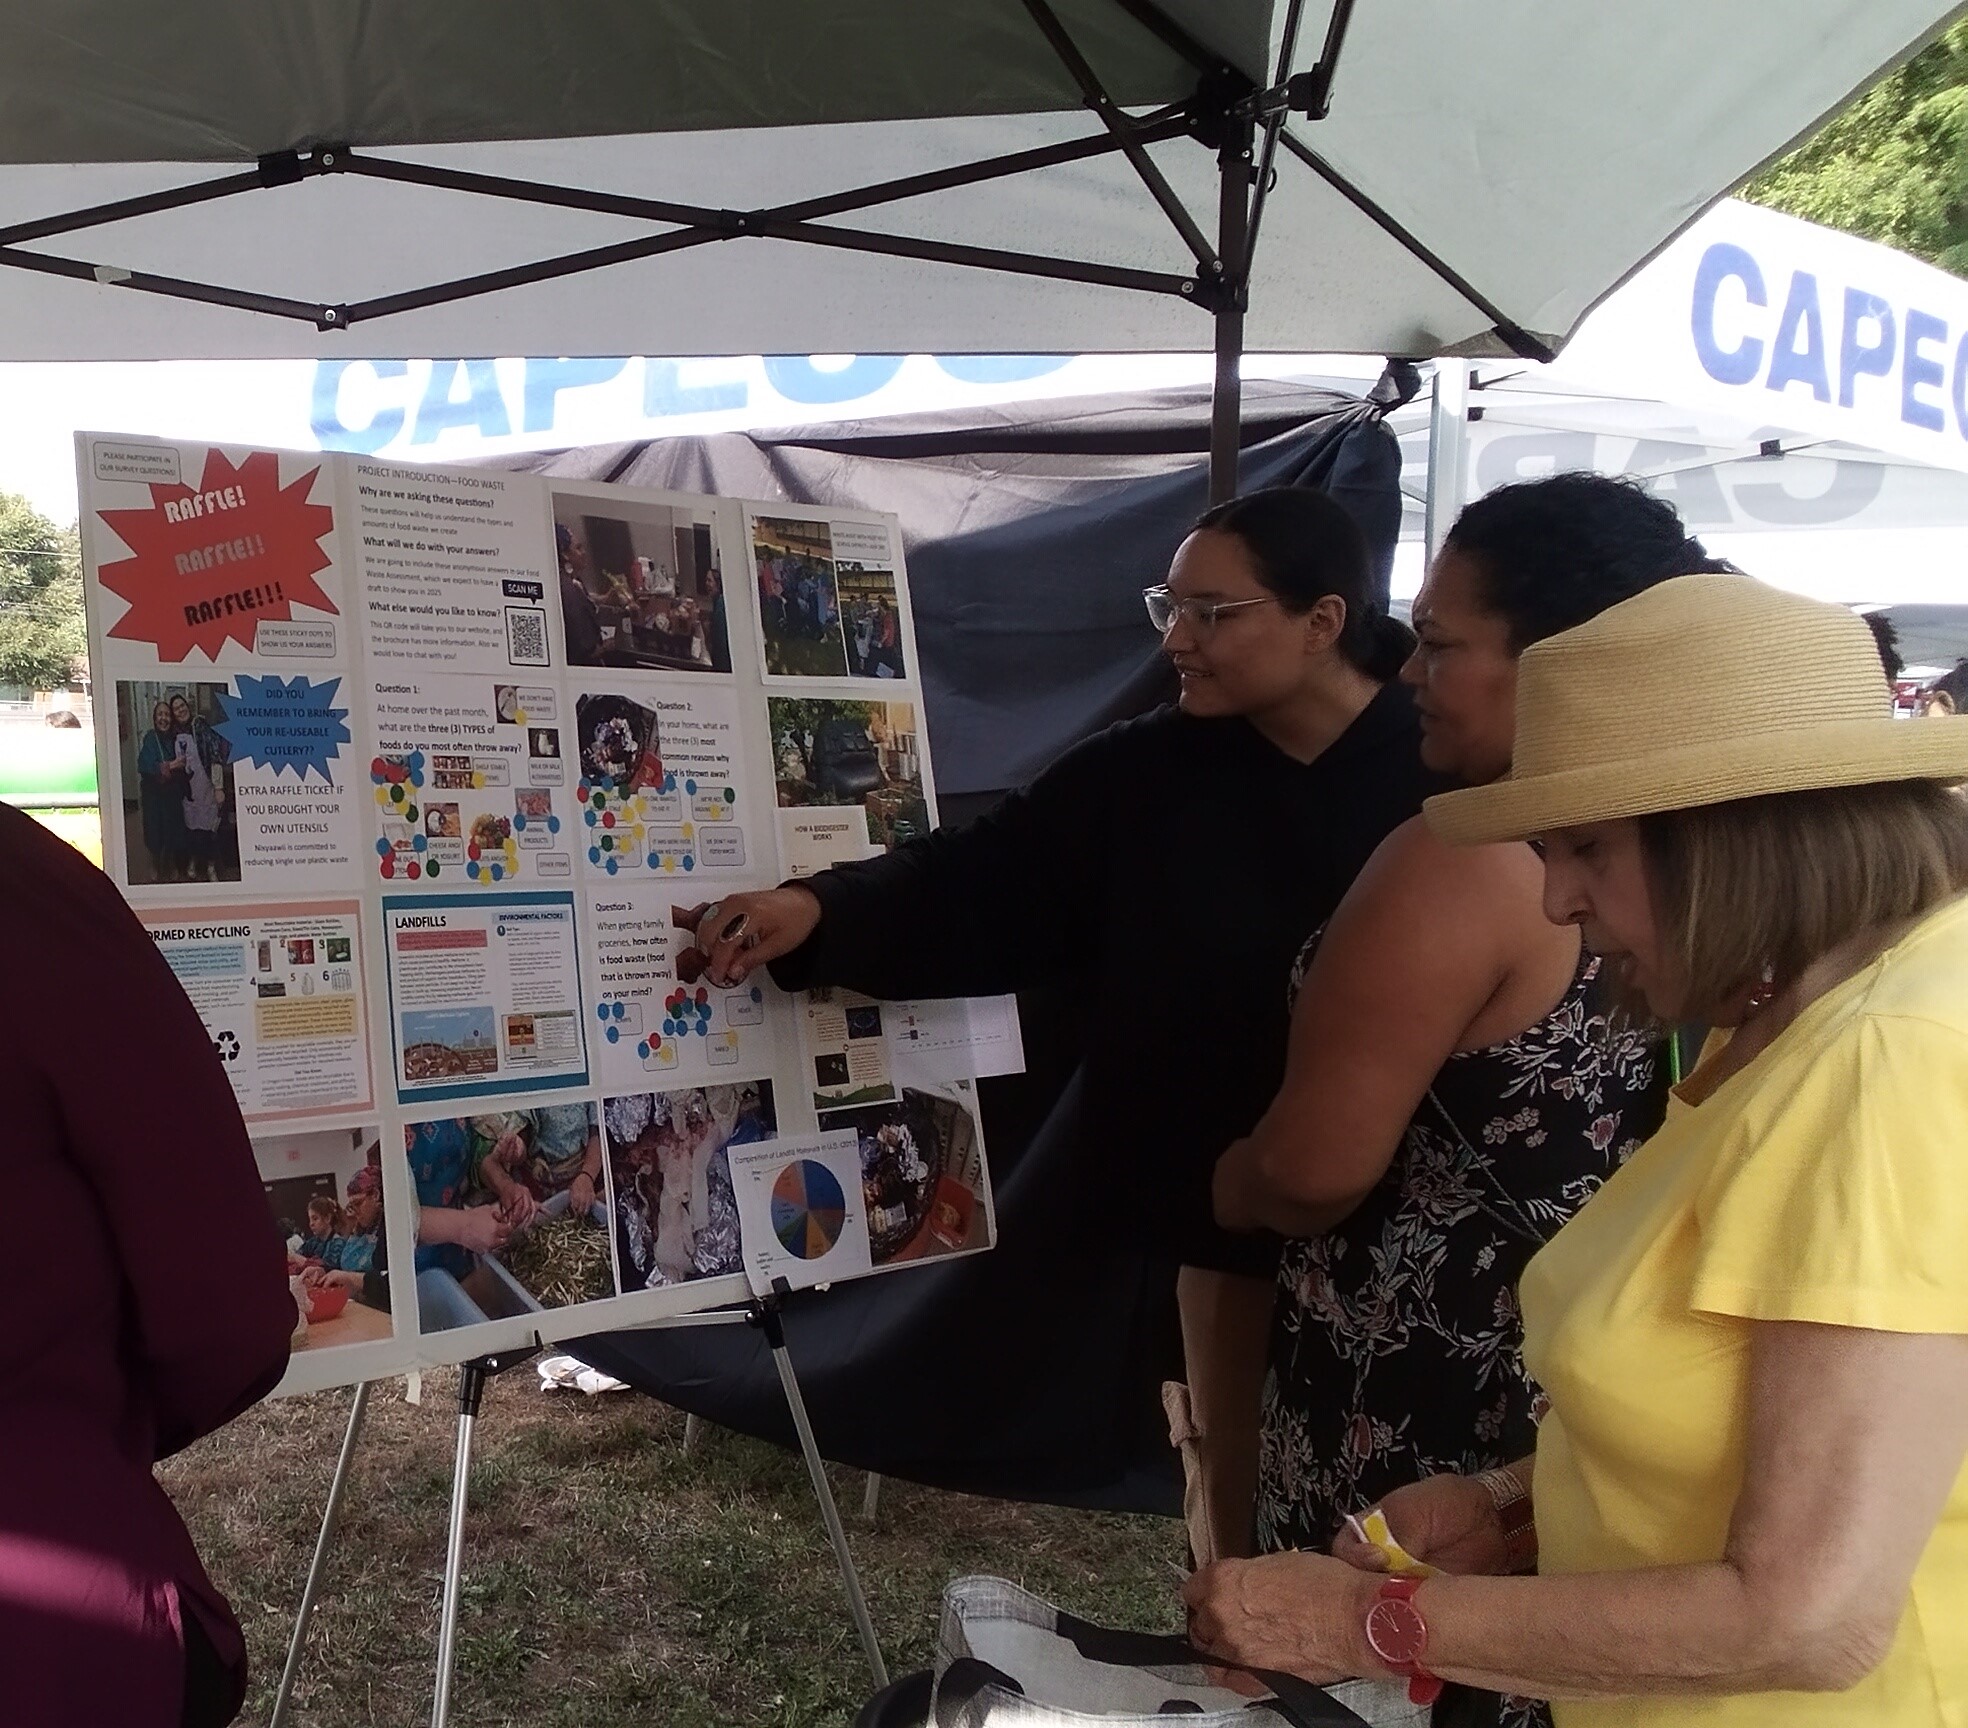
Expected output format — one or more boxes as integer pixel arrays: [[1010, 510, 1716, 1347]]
[[0, 803, 293, 1728]]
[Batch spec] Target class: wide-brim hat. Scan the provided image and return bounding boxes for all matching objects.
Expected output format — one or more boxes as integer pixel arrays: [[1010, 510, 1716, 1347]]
[[1425, 573, 1968, 847]]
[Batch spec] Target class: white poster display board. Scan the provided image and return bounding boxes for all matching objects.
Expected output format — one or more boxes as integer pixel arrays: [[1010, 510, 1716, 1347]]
[[78, 434, 1004, 1395]]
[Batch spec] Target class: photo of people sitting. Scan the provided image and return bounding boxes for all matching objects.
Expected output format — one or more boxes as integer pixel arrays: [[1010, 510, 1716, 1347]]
[[401, 1104, 616, 1334], [116, 679, 239, 884], [555, 498, 731, 674], [259, 1129, 392, 1352]]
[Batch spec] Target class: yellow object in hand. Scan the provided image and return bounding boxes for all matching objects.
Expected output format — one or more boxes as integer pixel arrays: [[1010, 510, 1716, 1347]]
[[1345, 1508, 1439, 1579]]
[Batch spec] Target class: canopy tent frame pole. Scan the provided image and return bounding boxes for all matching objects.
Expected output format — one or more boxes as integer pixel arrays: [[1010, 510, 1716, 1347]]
[[0, 0, 1553, 504]]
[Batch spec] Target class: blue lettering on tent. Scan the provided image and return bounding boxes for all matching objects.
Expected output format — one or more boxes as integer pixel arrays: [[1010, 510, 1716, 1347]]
[[1902, 309, 1948, 431], [933, 356, 1073, 384], [411, 360, 512, 444], [1764, 272, 1830, 403], [643, 360, 747, 416], [762, 355, 904, 403], [1690, 243, 1766, 385], [312, 359, 409, 453], [522, 359, 628, 431], [1838, 289, 1896, 408]]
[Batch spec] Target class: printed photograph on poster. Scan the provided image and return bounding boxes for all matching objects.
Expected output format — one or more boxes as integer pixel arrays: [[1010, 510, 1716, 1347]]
[[576, 683, 750, 879], [820, 1084, 994, 1267], [798, 984, 895, 1112], [403, 1104, 616, 1334], [752, 515, 846, 677], [370, 674, 570, 885], [588, 890, 772, 1089], [115, 682, 238, 883], [769, 697, 929, 852], [146, 902, 373, 1123], [259, 1127, 395, 1353], [351, 461, 556, 673], [112, 673, 358, 889], [728, 1129, 872, 1295], [553, 491, 733, 674], [838, 562, 907, 681], [605, 1082, 778, 1290], [382, 892, 590, 1104], [84, 437, 343, 668]]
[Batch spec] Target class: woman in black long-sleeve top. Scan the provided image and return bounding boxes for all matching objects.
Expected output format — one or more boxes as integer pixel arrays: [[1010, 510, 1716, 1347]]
[[706, 488, 1444, 1547]]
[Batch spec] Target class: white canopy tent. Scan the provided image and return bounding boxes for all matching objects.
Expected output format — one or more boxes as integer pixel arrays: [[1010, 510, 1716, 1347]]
[[0, 2, 1961, 500]]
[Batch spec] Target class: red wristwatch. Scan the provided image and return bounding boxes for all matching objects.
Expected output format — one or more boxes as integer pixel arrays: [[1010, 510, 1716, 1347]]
[[1364, 1576, 1443, 1706]]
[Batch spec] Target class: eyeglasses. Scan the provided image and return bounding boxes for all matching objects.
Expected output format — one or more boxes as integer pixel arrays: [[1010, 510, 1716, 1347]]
[[1142, 586, 1279, 636]]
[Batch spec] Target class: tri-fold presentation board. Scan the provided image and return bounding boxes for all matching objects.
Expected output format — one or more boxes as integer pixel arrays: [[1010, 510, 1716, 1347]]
[[78, 432, 1006, 1394]]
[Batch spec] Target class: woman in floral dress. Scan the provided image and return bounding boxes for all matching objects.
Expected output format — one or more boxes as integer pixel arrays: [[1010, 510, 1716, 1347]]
[[1213, 474, 1728, 1727]]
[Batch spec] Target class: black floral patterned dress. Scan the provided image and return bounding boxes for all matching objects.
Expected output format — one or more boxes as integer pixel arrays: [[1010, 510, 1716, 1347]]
[[1255, 940, 1665, 1728]]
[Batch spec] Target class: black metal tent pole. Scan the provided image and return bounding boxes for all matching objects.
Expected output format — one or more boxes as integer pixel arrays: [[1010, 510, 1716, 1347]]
[[0, 0, 1555, 498]]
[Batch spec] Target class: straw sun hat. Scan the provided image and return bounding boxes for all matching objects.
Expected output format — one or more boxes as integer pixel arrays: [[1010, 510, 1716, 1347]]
[[1425, 574, 1968, 847]]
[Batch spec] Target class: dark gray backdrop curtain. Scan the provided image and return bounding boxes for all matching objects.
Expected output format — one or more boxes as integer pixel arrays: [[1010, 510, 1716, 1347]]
[[498, 373, 1410, 1511]]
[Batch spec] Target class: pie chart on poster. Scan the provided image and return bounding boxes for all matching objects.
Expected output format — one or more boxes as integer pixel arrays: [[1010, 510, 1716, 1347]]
[[770, 1160, 848, 1259]]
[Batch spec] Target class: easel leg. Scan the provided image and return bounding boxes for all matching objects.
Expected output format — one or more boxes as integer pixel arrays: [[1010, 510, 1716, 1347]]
[[270, 1380, 372, 1728], [752, 1296, 889, 1690], [430, 1360, 488, 1728]]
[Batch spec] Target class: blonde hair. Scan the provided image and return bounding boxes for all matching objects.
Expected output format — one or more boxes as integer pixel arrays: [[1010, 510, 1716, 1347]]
[[1640, 781, 1968, 1017]]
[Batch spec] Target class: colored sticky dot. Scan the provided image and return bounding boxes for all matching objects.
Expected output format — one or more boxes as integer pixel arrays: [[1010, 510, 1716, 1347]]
[[724, 787, 736, 804], [406, 860, 422, 880], [589, 846, 601, 864], [471, 772, 484, 789], [601, 811, 616, 829], [548, 815, 561, 833], [370, 756, 386, 778], [375, 837, 392, 858], [750, 986, 763, 1003], [596, 1003, 610, 1021], [380, 857, 395, 878], [646, 853, 660, 868], [576, 783, 590, 803], [609, 1001, 623, 1019], [695, 1021, 708, 1038], [408, 751, 425, 770], [685, 778, 698, 796], [606, 1025, 619, 1043], [427, 861, 441, 878], [603, 858, 616, 875], [403, 805, 418, 826], [413, 833, 428, 852], [489, 863, 505, 881], [513, 813, 527, 832], [584, 807, 597, 827], [389, 784, 404, 804], [467, 861, 481, 879], [636, 1040, 649, 1058], [682, 855, 696, 871], [467, 842, 481, 860], [514, 708, 527, 726], [695, 987, 709, 1005]]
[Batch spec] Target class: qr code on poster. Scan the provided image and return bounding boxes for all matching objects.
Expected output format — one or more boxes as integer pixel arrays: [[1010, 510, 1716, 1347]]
[[504, 605, 550, 667]]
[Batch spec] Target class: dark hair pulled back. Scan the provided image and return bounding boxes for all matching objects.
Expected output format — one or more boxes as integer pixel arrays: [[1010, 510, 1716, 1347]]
[[1193, 487, 1414, 680], [1444, 472, 1732, 651]]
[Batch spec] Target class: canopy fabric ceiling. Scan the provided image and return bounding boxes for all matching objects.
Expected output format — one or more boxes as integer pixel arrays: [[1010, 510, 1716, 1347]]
[[0, 2, 1959, 360]]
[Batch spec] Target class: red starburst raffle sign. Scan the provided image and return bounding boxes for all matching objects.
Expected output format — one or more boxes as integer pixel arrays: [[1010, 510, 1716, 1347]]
[[97, 448, 337, 662]]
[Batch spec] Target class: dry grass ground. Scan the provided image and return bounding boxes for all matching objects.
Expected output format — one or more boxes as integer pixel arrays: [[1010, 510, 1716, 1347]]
[[164, 1370, 1184, 1728]]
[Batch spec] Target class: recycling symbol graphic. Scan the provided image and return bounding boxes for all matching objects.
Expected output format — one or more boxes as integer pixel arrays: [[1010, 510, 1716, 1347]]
[[214, 1029, 242, 1063]]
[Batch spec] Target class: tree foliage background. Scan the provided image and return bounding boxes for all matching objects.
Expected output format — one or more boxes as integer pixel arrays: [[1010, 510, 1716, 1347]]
[[1746, 21, 1968, 274], [0, 491, 86, 692]]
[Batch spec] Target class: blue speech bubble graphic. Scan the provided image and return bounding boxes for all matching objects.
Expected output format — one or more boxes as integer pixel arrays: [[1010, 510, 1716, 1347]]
[[214, 674, 352, 781]]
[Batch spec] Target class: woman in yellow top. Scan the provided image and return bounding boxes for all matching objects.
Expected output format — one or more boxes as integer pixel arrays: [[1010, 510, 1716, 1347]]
[[1184, 572, 1968, 1728]]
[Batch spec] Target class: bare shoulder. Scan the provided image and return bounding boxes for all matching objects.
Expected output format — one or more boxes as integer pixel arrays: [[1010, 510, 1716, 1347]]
[[1339, 813, 1544, 930]]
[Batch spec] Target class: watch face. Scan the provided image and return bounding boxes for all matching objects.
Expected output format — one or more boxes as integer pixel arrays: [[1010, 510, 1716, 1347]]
[[1366, 1598, 1427, 1666]]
